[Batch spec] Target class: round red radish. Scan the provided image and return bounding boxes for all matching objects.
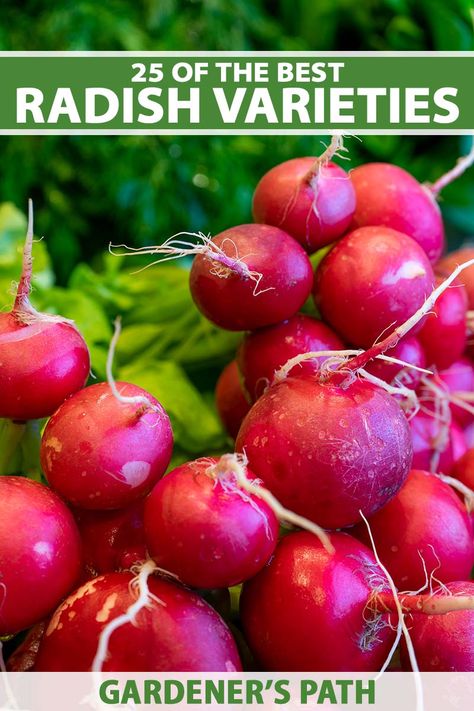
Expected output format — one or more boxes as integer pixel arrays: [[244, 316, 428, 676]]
[[438, 247, 474, 309], [236, 374, 412, 529], [353, 470, 474, 590], [453, 447, 474, 491], [74, 500, 146, 578], [437, 358, 474, 427], [215, 361, 250, 439], [364, 336, 426, 391], [350, 162, 444, 262], [410, 409, 466, 474], [313, 226, 435, 348], [40, 382, 173, 510], [237, 314, 344, 401], [144, 457, 279, 589], [418, 276, 467, 370], [240, 531, 395, 671], [0, 477, 82, 636], [252, 158, 355, 253], [189, 224, 313, 331], [400, 581, 474, 671], [35, 572, 241, 671]]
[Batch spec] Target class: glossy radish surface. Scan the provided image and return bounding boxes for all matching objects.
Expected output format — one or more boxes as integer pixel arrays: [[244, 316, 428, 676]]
[[353, 470, 474, 590], [0, 477, 82, 636], [237, 314, 344, 401], [35, 572, 241, 671], [189, 224, 313, 331], [350, 162, 444, 262], [252, 157, 355, 253], [438, 247, 474, 309], [41, 381, 173, 510], [240, 531, 394, 671], [144, 457, 279, 589], [314, 226, 435, 348], [236, 375, 412, 529], [215, 360, 250, 439], [418, 276, 467, 369]]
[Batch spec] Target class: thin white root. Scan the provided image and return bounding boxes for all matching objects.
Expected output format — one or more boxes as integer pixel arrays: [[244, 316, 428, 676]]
[[92, 560, 161, 672], [358, 368, 419, 414], [110, 231, 270, 296], [106, 317, 159, 414], [360, 511, 423, 711], [435, 473, 474, 513], [209, 453, 334, 554], [418, 375, 452, 472], [273, 349, 362, 383], [429, 136, 474, 197], [306, 134, 348, 180]]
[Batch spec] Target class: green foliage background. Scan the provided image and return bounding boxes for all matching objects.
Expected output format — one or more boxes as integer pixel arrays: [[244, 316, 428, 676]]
[[0, 0, 473, 283]]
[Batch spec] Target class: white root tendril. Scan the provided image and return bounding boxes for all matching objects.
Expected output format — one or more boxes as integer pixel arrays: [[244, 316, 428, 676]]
[[106, 316, 161, 415], [434, 473, 474, 513], [110, 232, 271, 296], [208, 453, 334, 554], [428, 136, 474, 197], [92, 560, 162, 672], [359, 511, 424, 711]]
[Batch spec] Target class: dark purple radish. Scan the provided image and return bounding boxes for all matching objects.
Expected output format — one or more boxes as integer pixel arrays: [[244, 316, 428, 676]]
[[364, 336, 426, 391], [237, 313, 344, 401], [0, 201, 90, 421], [353, 470, 474, 590], [215, 360, 251, 439], [189, 224, 314, 331], [35, 571, 241, 671], [252, 137, 355, 253], [313, 226, 435, 348], [144, 455, 279, 589]]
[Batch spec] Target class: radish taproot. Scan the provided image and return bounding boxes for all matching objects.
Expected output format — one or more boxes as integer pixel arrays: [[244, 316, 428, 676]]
[[252, 138, 355, 253], [144, 456, 279, 589], [34, 571, 241, 671], [215, 360, 251, 439], [0, 201, 90, 421], [313, 226, 435, 348], [40, 381, 173, 510], [353, 470, 474, 590], [237, 313, 344, 401], [0, 477, 82, 636]]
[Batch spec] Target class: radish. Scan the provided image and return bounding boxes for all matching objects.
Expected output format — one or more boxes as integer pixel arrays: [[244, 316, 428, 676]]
[[252, 137, 355, 253], [350, 163, 444, 262], [0, 476, 82, 636], [364, 336, 426, 391], [34, 570, 241, 671], [144, 455, 279, 589], [313, 226, 435, 348], [74, 500, 146, 578], [188, 224, 314, 331], [41, 381, 173, 510], [237, 313, 344, 401], [410, 409, 466, 474], [436, 357, 474, 427], [0, 201, 90, 421], [236, 374, 412, 529], [215, 360, 251, 439], [417, 276, 468, 369], [352, 470, 474, 590], [438, 247, 474, 309], [453, 447, 474, 492], [400, 581, 474, 671]]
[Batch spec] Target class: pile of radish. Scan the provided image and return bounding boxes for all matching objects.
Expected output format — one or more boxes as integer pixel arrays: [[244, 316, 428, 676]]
[[3, 136, 474, 677]]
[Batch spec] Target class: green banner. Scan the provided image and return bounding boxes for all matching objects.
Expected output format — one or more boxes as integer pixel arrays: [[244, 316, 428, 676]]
[[0, 52, 473, 133]]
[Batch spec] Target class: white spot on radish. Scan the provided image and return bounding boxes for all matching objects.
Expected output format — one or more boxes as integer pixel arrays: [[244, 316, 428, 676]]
[[33, 541, 53, 561], [121, 461, 151, 486], [95, 593, 119, 623], [225, 660, 237, 671], [382, 260, 427, 285], [44, 436, 62, 453]]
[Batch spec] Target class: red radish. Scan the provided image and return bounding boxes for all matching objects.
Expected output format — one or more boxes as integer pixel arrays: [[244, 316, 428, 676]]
[[35, 571, 241, 671], [144, 456, 279, 589], [400, 581, 474, 671], [464, 422, 474, 449], [252, 150, 355, 253], [453, 447, 474, 492], [74, 500, 146, 578], [189, 224, 313, 331], [410, 409, 466, 474], [0, 201, 89, 421], [0, 476, 82, 636], [350, 163, 444, 262], [6, 622, 46, 671], [417, 276, 467, 369], [240, 531, 395, 671], [236, 374, 412, 529], [237, 314, 344, 401], [40, 381, 173, 510], [364, 336, 426, 391], [438, 247, 474, 309], [353, 470, 474, 590], [313, 226, 435, 348], [215, 360, 250, 439], [436, 357, 474, 427]]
